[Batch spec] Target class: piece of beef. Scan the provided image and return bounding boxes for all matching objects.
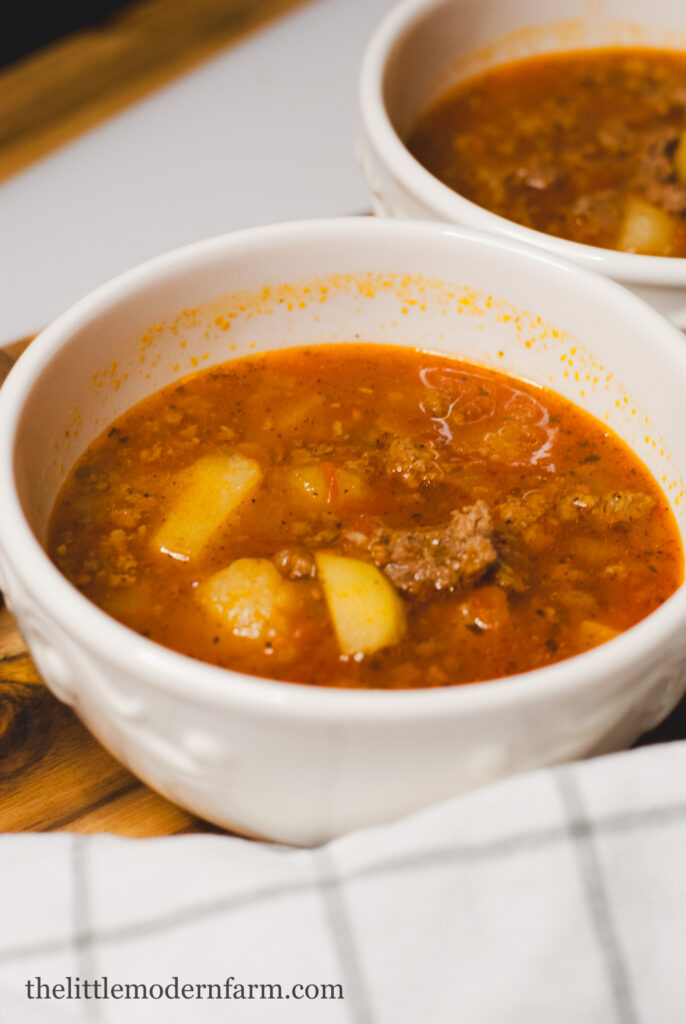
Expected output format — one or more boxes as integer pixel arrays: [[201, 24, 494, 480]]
[[640, 129, 680, 183], [273, 546, 316, 580], [570, 190, 625, 244], [359, 433, 443, 489], [557, 489, 654, 527], [635, 128, 686, 215], [383, 436, 443, 488], [496, 486, 558, 532], [498, 485, 653, 532], [511, 163, 563, 190], [598, 491, 654, 526], [421, 388, 453, 418], [348, 500, 497, 598], [557, 490, 600, 522], [643, 180, 686, 215]]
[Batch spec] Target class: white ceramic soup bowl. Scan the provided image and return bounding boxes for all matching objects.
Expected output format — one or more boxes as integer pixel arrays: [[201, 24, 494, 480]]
[[359, 0, 686, 327], [1, 218, 686, 846]]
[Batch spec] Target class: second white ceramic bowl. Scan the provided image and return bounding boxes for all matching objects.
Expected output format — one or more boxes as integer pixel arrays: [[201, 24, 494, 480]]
[[359, 0, 686, 326], [1, 218, 686, 845]]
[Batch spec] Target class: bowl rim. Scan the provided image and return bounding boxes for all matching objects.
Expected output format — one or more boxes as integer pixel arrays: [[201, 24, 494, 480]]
[[1, 215, 686, 723], [359, 0, 686, 286]]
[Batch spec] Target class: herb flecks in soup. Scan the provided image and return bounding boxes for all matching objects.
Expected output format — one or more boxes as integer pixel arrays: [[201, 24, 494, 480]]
[[48, 345, 682, 688], [407, 48, 686, 255]]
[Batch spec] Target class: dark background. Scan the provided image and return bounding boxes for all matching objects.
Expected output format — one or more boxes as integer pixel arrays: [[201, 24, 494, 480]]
[[3, 1, 137, 67]]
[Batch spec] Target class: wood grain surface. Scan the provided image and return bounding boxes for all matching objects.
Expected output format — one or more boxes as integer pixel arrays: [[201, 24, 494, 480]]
[[0, 603, 212, 835], [0, 337, 215, 835]]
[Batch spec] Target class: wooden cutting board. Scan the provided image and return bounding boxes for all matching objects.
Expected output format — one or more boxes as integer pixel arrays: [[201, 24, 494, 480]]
[[0, 608, 215, 835], [0, 355, 222, 838]]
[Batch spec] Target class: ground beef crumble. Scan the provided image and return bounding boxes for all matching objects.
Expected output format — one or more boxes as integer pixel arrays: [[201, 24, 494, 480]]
[[345, 500, 497, 598]]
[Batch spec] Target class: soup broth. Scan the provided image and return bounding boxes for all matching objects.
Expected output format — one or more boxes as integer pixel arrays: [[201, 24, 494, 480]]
[[407, 48, 686, 255], [48, 344, 683, 688]]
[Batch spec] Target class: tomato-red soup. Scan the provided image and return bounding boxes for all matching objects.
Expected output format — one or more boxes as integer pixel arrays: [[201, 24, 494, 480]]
[[407, 48, 686, 255], [48, 344, 683, 688]]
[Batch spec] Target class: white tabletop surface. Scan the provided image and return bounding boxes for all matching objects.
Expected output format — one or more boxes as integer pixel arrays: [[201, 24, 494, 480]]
[[0, 0, 397, 347]]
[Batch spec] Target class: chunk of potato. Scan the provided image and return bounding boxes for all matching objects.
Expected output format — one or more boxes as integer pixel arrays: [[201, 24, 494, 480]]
[[578, 619, 619, 649], [153, 451, 261, 561], [286, 465, 366, 506], [617, 197, 675, 255], [316, 553, 406, 656], [197, 558, 293, 640]]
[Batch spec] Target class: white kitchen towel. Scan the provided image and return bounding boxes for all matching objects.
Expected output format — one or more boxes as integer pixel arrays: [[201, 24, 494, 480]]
[[1, 740, 685, 1023]]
